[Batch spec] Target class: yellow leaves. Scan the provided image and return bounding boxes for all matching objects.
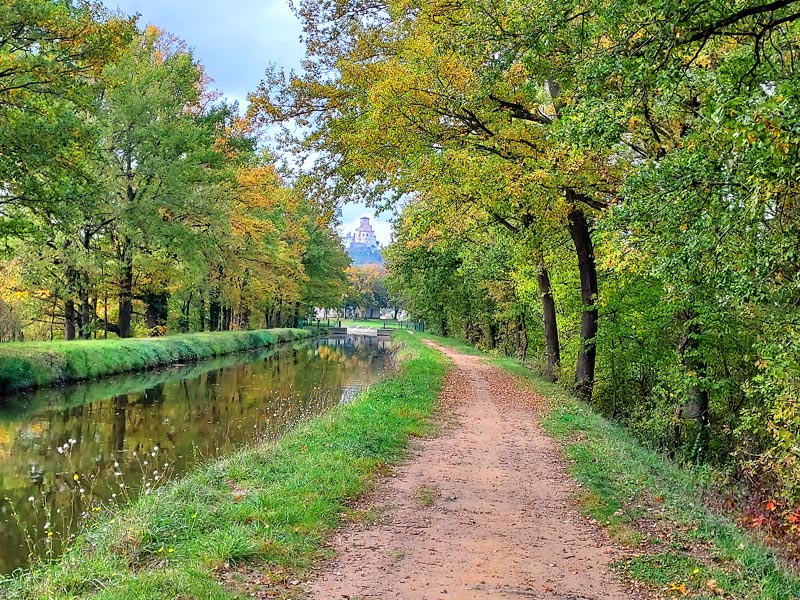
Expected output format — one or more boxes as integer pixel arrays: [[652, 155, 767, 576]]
[[667, 579, 724, 597], [668, 582, 689, 595], [694, 54, 711, 68]]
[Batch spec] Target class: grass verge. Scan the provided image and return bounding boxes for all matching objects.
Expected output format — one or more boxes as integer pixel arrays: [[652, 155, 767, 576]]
[[421, 333, 800, 600], [0, 328, 310, 394], [0, 331, 448, 599]]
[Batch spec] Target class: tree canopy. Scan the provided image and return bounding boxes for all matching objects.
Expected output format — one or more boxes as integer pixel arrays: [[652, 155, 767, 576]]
[[0, 12, 351, 342], [250, 0, 800, 502]]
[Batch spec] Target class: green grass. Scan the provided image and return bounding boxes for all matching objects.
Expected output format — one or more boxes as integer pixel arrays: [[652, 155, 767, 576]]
[[420, 333, 800, 600], [0, 328, 310, 394], [0, 331, 448, 599]]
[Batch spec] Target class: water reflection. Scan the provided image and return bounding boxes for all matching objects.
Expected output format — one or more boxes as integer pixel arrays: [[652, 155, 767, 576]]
[[0, 335, 393, 574]]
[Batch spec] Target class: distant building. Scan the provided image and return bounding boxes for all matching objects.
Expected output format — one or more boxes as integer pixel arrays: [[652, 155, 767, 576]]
[[345, 217, 384, 266]]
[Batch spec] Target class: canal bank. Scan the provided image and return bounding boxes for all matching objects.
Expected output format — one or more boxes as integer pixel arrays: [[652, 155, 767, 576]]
[[0, 328, 311, 395], [0, 332, 447, 599]]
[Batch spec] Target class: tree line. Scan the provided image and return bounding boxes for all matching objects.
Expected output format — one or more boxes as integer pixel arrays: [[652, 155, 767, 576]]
[[253, 0, 800, 503], [0, 1, 349, 342]]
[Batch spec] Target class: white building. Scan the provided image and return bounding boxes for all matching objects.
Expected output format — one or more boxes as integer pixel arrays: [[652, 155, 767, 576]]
[[352, 217, 378, 247]]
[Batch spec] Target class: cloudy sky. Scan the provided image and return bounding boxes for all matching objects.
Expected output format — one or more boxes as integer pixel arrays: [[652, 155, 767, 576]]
[[105, 0, 392, 245]]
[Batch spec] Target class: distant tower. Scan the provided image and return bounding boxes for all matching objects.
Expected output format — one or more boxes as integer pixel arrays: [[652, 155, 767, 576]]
[[346, 217, 384, 266], [353, 217, 378, 247]]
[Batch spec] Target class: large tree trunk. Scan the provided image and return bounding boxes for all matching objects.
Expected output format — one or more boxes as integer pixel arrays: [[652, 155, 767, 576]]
[[276, 298, 284, 328], [567, 199, 599, 399], [144, 291, 169, 335], [487, 322, 498, 350], [78, 229, 92, 339], [64, 299, 76, 341], [179, 292, 192, 333], [537, 262, 560, 382], [118, 244, 134, 338], [677, 309, 710, 459], [293, 301, 302, 328], [209, 299, 221, 332], [198, 293, 206, 332], [79, 296, 91, 339]]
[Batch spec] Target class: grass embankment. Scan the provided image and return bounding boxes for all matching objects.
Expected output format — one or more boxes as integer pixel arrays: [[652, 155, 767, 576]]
[[422, 333, 800, 600], [0, 331, 448, 600], [0, 328, 310, 395], [0, 341, 311, 418]]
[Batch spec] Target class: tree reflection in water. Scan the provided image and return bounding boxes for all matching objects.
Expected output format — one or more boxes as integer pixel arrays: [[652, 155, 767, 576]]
[[0, 335, 393, 573]]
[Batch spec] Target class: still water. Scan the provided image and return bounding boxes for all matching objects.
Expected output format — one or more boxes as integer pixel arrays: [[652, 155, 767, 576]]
[[0, 335, 393, 574]]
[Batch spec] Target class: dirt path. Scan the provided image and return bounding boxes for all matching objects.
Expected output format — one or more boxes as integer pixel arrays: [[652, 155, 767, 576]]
[[305, 341, 642, 599]]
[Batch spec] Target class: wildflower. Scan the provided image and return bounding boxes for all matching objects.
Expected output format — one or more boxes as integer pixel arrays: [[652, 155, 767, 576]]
[[158, 547, 164, 553], [57, 447, 64, 454], [27, 496, 34, 502], [168, 548, 174, 553], [73, 474, 79, 481]]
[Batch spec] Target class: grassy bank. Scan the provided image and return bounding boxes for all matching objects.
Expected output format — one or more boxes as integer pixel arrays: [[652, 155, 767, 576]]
[[0, 331, 448, 599], [0, 328, 310, 395], [0, 341, 313, 418], [421, 334, 800, 599]]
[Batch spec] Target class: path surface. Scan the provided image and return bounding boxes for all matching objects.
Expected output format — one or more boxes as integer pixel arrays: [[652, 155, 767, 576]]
[[305, 341, 641, 600]]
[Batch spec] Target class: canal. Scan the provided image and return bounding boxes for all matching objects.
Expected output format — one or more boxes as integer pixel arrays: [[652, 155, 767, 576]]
[[0, 334, 392, 574]]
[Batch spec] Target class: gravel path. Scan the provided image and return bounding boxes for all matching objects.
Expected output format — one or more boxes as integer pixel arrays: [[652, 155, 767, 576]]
[[305, 340, 642, 599]]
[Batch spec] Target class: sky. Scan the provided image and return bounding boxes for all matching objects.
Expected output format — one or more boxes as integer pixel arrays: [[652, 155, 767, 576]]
[[105, 0, 392, 246]]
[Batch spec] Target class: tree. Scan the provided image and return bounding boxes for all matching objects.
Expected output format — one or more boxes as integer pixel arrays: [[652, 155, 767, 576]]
[[0, 1, 133, 240], [345, 264, 387, 318], [251, 0, 623, 395], [96, 26, 237, 337]]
